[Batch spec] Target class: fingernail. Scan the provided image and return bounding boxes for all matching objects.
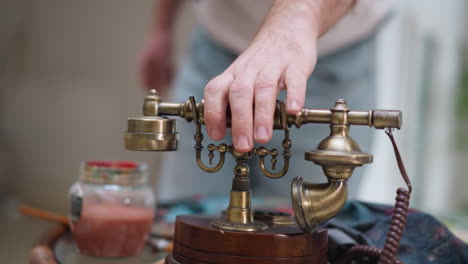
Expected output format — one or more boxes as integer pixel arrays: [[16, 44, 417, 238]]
[[255, 126, 268, 141], [210, 127, 222, 140], [288, 100, 300, 111], [236, 136, 249, 150]]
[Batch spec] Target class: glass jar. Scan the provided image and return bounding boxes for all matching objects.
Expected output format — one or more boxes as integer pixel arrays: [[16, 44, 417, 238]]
[[68, 161, 155, 257]]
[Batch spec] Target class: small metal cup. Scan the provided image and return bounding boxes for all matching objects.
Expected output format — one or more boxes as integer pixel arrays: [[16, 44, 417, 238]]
[[125, 116, 179, 151]]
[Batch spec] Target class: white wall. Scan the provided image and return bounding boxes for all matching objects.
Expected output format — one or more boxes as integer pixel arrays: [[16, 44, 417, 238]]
[[359, 0, 465, 214], [0, 0, 195, 213], [0, 0, 26, 190]]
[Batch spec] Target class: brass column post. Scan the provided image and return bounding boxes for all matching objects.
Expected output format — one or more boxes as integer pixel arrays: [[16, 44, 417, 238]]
[[211, 150, 268, 232]]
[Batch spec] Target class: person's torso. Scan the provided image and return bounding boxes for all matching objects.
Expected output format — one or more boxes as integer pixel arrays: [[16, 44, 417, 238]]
[[193, 0, 394, 56]]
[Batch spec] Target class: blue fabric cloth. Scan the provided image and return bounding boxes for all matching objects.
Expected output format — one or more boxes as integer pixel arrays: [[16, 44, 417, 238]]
[[328, 202, 468, 263]]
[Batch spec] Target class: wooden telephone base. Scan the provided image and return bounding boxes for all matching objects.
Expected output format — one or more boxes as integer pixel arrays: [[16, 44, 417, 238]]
[[166, 215, 328, 264]]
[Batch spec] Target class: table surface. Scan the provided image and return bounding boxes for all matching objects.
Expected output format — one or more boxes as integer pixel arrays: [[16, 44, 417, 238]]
[[29, 196, 468, 263], [54, 233, 167, 264]]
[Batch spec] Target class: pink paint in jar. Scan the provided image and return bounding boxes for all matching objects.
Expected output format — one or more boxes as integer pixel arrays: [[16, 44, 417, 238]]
[[68, 161, 155, 257]]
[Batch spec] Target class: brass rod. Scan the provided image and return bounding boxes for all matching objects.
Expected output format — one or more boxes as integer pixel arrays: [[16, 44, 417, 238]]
[[348, 111, 372, 126], [158, 102, 182, 116], [293, 110, 371, 126], [301, 109, 331, 124], [289, 109, 400, 129], [154, 101, 402, 129]]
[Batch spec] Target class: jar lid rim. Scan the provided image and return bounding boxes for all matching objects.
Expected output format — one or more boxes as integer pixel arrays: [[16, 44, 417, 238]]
[[85, 160, 140, 170], [80, 160, 148, 185]]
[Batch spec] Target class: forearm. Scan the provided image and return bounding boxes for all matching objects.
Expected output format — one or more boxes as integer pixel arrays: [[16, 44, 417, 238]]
[[306, 0, 357, 36], [153, 0, 182, 32], [269, 0, 356, 37], [249, 0, 356, 75]]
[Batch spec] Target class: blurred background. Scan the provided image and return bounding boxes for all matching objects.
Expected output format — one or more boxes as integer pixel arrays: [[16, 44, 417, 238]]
[[1, 0, 467, 262]]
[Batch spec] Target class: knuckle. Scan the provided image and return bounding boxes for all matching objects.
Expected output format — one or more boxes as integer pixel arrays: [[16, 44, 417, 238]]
[[255, 77, 277, 91], [205, 80, 220, 94], [231, 111, 252, 124], [229, 81, 250, 98], [205, 73, 234, 94]]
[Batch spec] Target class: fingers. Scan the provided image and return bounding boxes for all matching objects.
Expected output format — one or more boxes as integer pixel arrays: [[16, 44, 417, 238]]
[[254, 70, 280, 143], [204, 73, 234, 141], [205, 66, 308, 153], [229, 74, 256, 152], [285, 67, 308, 114]]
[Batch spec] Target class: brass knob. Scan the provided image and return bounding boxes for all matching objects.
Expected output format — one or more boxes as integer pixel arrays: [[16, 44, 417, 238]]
[[304, 125, 373, 179]]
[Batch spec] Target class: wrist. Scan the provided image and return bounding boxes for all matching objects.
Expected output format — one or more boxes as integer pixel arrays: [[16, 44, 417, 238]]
[[269, 0, 321, 37], [273, 0, 356, 37]]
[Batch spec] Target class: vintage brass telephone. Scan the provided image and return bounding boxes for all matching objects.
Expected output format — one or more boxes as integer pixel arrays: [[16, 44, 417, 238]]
[[125, 90, 410, 264]]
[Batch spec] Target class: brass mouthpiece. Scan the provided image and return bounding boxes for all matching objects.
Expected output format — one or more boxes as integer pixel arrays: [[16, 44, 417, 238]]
[[291, 99, 373, 232], [291, 177, 348, 232]]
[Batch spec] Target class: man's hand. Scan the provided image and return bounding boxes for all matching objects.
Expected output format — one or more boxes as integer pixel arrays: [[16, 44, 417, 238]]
[[140, 30, 173, 95], [203, 0, 355, 152]]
